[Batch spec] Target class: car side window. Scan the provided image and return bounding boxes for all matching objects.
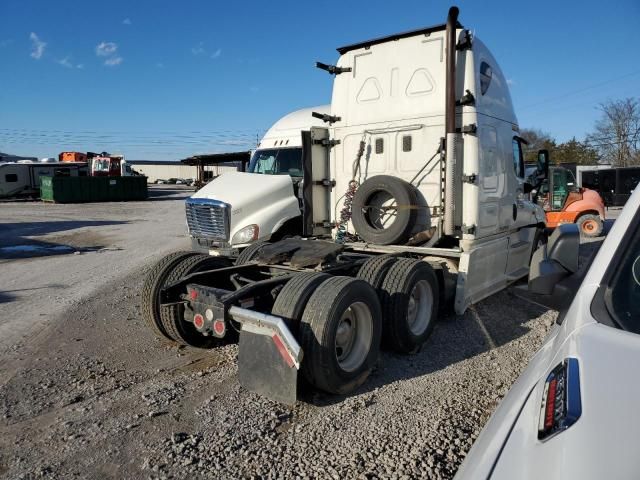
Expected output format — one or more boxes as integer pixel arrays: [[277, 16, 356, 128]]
[[606, 226, 640, 334], [512, 138, 524, 178]]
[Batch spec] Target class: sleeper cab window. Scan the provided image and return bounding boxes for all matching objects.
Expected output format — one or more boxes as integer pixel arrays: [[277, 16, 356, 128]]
[[512, 137, 524, 178], [375, 138, 384, 154], [480, 61, 492, 95], [5, 173, 18, 182], [402, 135, 412, 152]]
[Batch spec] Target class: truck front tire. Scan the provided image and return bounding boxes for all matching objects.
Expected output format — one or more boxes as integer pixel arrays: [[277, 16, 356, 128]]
[[299, 277, 382, 394], [236, 241, 271, 265]]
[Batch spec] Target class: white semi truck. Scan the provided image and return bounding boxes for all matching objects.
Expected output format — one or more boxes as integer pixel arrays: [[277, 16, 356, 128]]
[[187, 105, 330, 256], [143, 6, 548, 404]]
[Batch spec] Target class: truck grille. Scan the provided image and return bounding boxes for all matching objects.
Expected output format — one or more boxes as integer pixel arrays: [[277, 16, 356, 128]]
[[185, 198, 230, 241]]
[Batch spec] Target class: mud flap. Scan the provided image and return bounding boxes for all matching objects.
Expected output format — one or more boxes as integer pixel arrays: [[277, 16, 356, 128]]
[[238, 330, 299, 405], [231, 307, 302, 406]]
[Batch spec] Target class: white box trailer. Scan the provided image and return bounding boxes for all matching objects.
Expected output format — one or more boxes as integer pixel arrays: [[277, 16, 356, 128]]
[[0, 161, 88, 198], [142, 7, 548, 404]]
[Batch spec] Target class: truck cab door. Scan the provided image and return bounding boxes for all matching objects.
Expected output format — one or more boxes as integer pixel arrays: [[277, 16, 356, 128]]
[[301, 127, 334, 237]]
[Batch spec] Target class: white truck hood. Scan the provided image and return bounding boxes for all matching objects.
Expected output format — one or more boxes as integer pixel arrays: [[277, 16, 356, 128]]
[[192, 171, 300, 245]]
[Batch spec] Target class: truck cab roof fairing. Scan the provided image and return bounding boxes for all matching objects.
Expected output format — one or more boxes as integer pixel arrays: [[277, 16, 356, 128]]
[[336, 22, 461, 55]]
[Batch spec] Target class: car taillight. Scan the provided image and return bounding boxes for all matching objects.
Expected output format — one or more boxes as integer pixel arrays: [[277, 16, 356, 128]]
[[538, 358, 582, 440]]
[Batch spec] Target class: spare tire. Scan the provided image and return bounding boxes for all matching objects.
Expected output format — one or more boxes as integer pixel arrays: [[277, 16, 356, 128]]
[[351, 175, 418, 245]]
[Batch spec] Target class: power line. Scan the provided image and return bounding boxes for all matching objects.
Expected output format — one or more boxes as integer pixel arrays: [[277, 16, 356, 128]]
[[519, 69, 640, 111]]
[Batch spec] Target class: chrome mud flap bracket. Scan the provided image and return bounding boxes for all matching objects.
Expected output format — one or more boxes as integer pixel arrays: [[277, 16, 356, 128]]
[[230, 306, 303, 405]]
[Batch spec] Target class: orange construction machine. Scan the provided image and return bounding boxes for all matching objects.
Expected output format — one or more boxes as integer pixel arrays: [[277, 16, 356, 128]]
[[59, 151, 88, 163], [531, 150, 606, 237]]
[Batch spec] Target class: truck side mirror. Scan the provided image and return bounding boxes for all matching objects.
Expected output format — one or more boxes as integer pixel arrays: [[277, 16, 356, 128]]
[[537, 149, 550, 180], [528, 224, 579, 295]]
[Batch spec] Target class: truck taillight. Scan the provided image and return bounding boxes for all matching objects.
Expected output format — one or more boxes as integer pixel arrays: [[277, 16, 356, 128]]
[[538, 358, 581, 440]]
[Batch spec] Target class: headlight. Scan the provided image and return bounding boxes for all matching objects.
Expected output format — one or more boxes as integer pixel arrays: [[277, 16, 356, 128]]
[[231, 224, 259, 244]]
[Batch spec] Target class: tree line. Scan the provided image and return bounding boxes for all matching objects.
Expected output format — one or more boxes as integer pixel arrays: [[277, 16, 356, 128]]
[[521, 97, 640, 167]]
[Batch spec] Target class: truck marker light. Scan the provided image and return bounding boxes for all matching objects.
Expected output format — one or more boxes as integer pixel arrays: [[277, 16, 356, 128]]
[[538, 358, 581, 440], [213, 320, 225, 336], [189, 290, 198, 300], [193, 314, 205, 329], [272, 334, 295, 368]]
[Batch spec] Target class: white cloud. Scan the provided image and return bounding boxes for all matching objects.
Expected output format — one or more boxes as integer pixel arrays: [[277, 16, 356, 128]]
[[122, 18, 132, 25], [104, 56, 123, 66], [57, 56, 73, 68], [29, 32, 46, 59], [211, 48, 222, 59], [507, 78, 516, 86], [191, 42, 205, 56], [57, 56, 84, 69], [96, 41, 122, 66], [96, 41, 118, 57]]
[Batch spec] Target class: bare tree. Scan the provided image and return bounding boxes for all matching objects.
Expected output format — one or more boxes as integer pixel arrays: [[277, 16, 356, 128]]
[[587, 98, 640, 167]]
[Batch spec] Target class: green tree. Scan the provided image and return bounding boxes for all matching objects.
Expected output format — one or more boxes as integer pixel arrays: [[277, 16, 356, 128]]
[[554, 137, 599, 165]]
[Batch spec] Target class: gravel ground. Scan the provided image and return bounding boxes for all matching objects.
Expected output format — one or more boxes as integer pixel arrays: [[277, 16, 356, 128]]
[[0, 200, 616, 479], [0, 186, 191, 353]]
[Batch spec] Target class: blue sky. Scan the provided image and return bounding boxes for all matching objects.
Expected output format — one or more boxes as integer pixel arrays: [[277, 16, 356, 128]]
[[1, 0, 638, 160]]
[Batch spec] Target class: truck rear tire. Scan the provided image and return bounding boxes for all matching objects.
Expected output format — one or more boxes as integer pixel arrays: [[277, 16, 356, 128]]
[[299, 277, 382, 394], [577, 214, 603, 237], [236, 241, 271, 265], [160, 254, 232, 348], [351, 175, 418, 245], [380, 258, 439, 353], [271, 272, 331, 332], [357, 255, 399, 293], [142, 250, 198, 342]]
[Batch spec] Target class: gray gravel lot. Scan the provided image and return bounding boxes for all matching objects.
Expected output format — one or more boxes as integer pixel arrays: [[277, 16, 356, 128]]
[[0, 195, 615, 479]]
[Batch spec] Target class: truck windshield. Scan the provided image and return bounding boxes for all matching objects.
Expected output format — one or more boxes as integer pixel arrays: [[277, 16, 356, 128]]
[[93, 159, 110, 172], [249, 148, 303, 177]]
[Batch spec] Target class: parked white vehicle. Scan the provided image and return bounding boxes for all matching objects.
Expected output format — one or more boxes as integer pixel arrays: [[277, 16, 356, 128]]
[[187, 104, 330, 255], [455, 188, 640, 479], [144, 7, 548, 404], [0, 161, 88, 198]]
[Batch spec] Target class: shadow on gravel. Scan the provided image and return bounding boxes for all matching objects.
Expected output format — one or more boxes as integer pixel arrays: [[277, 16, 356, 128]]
[[0, 220, 127, 246], [147, 187, 191, 202], [0, 285, 66, 304], [0, 291, 16, 304], [0, 220, 126, 259]]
